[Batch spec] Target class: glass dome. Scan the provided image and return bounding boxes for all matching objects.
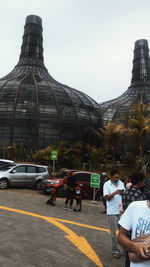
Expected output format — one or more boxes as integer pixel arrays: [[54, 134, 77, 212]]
[[0, 15, 101, 151], [99, 39, 150, 126]]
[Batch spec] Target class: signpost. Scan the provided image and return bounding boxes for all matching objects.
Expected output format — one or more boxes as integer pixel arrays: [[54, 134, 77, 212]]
[[51, 150, 58, 173], [90, 173, 100, 203]]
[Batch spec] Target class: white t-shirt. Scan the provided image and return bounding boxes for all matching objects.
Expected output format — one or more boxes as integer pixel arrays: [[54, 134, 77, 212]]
[[103, 179, 125, 215], [119, 200, 150, 267]]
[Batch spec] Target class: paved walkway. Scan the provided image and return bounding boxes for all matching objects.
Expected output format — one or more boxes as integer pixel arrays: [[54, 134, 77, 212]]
[[0, 189, 125, 267]]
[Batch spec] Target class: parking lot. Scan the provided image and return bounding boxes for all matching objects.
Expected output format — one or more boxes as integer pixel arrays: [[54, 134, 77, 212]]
[[0, 189, 125, 267]]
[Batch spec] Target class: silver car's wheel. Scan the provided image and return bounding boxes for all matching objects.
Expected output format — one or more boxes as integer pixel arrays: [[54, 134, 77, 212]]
[[0, 178, 8, 189], [35, 180, 42, 190]]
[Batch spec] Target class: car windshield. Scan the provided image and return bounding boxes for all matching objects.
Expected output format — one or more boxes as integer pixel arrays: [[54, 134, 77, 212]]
[[0, 164, 16, 171]]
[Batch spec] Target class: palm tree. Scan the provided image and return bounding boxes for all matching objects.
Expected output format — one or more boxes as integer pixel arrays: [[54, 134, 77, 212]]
[[70, 141, 86, 169], [30, 145, 52, 165], [56, 141, 70, 168], [83, 127, 102, 147], [127, 103, 150, 158], [7, 142, 26, 162], [86, 145, 105, 170], [98, 122, 124, 166]]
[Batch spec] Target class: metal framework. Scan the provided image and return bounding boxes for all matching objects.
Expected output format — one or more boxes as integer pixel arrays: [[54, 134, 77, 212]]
[[99, 39, 150, 126], [0, 15, 100, 151]]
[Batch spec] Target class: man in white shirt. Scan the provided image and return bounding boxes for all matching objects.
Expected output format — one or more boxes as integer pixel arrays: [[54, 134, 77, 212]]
[[118, 199, 150, 267], [103, 169, 125, 258]]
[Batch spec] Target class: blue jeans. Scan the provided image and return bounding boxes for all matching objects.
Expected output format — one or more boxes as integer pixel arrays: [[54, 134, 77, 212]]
[[108, 214, 120, 254]]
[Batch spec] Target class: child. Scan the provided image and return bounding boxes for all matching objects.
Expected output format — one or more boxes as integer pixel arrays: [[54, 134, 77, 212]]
[[74, 184, 82, 211], [46, 185, 57, 206]]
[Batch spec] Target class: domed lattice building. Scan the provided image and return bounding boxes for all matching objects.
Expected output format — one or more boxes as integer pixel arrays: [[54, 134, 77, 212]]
[[99, 39, 150, 126], [0, 15, 101, 151]]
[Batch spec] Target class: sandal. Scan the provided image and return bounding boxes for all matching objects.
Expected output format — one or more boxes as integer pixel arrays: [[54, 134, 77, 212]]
[[113, 253, 120, 259]]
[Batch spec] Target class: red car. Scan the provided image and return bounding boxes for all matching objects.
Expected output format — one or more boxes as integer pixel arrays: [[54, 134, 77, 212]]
[[42, 170, 78, 194], [42, 171, 99, 198]]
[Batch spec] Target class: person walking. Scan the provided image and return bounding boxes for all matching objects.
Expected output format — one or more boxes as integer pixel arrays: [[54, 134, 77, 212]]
[[63, 171, 76, 211], [122, 172, 146, 267], [118, 197, 150, 267], [103, 169, 125, 258]]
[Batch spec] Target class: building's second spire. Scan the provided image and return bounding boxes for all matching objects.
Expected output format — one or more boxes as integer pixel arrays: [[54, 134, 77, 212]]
[[131, 39, 150, 84]]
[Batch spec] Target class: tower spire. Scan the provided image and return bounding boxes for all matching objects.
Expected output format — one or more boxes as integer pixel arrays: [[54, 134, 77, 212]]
[[131, 39, 150, 84], [17, 14, 46, 69]]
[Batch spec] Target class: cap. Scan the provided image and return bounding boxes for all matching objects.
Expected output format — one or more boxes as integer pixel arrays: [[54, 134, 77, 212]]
[[67, 171, 73, 177]]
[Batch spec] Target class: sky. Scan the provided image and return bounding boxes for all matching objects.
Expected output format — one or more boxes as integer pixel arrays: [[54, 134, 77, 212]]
[[0, 0, 150, 103]]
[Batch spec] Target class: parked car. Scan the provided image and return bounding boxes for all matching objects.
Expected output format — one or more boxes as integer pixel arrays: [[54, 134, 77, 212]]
[[0, 163, 49, 190], [51, 169, 79, 179], [42, 171, 98, 198], [42, 169, 78, 193], [0, 159, 14, 167]]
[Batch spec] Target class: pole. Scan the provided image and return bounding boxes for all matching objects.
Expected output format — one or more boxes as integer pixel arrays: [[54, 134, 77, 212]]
[[91, 188, 97, 204], [53, 160, 55, 173], [93, 187, 95, 202]]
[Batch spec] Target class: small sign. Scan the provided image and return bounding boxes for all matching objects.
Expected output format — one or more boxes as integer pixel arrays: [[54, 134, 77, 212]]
[[90, 173, 100, 188], [51, 150, 58, 160]]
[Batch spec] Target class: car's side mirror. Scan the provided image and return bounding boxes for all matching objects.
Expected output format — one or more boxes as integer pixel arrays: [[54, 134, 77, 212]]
[[12, 170, 16, 174]]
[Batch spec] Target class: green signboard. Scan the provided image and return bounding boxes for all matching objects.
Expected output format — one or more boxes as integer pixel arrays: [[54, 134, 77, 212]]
[[90, 173, 100, 188], [51, 150, 58, 160]]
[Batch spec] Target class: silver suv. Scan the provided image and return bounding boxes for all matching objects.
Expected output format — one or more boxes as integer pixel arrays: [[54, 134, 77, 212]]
[[0, 159, 14, 167], [0, 163, 49, 190]]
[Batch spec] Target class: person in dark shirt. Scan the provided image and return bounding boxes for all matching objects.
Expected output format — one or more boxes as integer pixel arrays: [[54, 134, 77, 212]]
[[122, 172, 146, 267], [63, 171, 76, 211], [122, 172, 146, 211], [96, 172, 108, 213]]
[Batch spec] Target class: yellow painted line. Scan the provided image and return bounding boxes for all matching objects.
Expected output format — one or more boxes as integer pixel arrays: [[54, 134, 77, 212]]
[[0, 206, 103, 267], [54, 218, 110, 233], [45, 217, 103, 267]]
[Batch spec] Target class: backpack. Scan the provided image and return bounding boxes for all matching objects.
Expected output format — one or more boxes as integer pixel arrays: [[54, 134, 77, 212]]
[[75, 187, 81, 197]]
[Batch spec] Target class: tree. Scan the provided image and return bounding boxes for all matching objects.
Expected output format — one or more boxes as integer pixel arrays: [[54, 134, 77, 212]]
[[30, 146, 52, 165], [127, 103, 150, 157], [83, 127, 102, 147], [56, 141, 71, 169], [7, 142, 26, 161], [98, 123, 124, 166], [85, 145, 105, 171]]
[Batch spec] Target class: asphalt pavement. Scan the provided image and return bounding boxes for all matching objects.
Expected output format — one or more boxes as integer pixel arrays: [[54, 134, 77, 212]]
[[0, 189, 125, 267]]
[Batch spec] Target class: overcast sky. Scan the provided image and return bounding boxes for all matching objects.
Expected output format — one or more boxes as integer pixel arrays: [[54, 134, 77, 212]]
[[0, 0, 150, 103]]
